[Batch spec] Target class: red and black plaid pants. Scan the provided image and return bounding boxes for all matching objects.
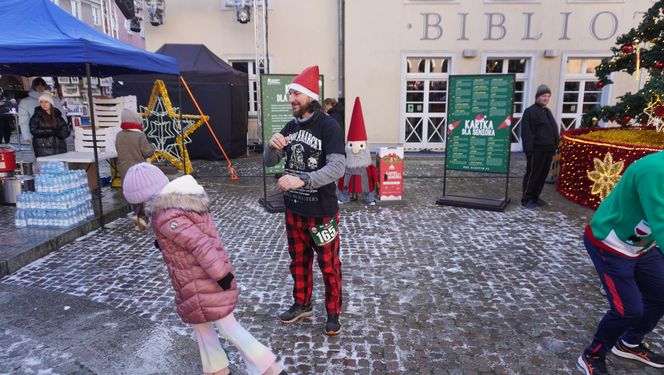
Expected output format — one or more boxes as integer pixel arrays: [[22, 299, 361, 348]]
[[285, 210, 342, 315]]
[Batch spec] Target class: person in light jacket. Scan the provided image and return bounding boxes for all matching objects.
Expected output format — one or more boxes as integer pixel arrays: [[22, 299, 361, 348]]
[[122, 163, 287, 375], [19, 78, 67, 141]]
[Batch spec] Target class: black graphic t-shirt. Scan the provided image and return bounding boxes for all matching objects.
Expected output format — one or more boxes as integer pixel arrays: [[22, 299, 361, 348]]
[[279, 112, 345, 217]]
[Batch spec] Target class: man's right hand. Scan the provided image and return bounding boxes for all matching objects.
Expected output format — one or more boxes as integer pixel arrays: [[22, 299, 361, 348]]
[[269, 133, 288, 150]]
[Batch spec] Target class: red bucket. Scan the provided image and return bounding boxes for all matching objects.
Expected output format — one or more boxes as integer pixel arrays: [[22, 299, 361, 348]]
[[0, 148, 16, 173]]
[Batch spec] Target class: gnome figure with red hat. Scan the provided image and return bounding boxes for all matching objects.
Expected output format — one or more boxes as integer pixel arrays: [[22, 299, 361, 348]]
[[338, 97, 379, 205]]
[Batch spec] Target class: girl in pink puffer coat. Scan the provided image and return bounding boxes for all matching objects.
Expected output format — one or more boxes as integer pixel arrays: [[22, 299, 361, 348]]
[[123, 163, 286, 375]]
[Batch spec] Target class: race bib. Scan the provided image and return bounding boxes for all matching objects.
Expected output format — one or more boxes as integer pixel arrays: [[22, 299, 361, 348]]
[[309, 217, 339, 246]]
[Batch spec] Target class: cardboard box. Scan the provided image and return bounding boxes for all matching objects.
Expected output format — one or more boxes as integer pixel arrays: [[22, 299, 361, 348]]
[[377, 147, 404, 200]]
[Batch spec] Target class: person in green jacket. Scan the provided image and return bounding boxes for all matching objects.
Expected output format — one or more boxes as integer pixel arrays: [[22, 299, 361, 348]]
[[578, 150, 664, 375]]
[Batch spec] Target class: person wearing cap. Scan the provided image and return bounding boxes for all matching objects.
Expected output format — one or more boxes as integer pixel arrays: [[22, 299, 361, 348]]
[[115, 109, 155, 231], [29, 93, 70, 157], [520, 84, 560, 209], [264, 65, 346, 335], [337, 97, 378, 205], [577, 150, 664, 375], [18, 77, 67, 141], [122, 163, 287, 375]]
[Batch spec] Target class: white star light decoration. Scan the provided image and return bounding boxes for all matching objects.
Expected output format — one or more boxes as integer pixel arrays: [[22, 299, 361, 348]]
[[140, 80, 207, 173]]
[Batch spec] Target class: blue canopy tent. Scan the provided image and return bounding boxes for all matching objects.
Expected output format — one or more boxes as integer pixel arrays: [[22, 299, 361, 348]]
[[0, 0, 178, 77], [0, 0, 180, 226]]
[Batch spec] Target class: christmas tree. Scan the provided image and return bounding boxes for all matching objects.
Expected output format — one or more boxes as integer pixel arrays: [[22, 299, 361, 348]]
[[583, 1, 664, 128]]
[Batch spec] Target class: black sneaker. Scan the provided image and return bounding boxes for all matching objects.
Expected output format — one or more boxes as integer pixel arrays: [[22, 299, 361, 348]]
[[577, 352, 609, 375], [612, 340, 664, 368], [325, 314, 341, 335], [277, 304, 313, 323]]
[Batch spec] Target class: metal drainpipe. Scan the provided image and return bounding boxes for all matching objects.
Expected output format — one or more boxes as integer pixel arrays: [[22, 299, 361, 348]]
[[338, 0, 344, 100]]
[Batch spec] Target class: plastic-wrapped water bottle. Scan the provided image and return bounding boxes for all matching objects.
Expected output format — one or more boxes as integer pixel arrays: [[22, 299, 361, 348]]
[[15, 209, 26, 228], [33, 209, 41, 227], [22, 193, 29, 209]]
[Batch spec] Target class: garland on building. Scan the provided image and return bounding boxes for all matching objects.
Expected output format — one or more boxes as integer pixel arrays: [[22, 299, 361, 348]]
[[582, 1, 664, 128]]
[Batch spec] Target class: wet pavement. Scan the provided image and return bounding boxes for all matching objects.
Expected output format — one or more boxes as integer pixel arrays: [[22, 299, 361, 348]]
[[1, 153, 663, 374]]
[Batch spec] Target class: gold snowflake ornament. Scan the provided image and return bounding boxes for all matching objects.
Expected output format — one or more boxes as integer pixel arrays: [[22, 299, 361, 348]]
[[643, 94, 664, 132], [587, 152, 625, 201]]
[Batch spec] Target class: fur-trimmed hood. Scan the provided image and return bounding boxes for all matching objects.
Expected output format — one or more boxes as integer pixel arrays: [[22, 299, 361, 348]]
[[146, 175, 210, 214]]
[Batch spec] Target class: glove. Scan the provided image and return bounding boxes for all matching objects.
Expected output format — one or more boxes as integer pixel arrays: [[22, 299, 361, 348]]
[[217, 273, 234, 290]]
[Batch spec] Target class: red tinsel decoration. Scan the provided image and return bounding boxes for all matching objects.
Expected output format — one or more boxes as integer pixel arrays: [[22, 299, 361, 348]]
[[556, 128, 663, 209]]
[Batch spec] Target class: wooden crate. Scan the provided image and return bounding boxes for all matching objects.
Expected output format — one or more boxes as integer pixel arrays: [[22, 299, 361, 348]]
[[74, 96, 136, 153], [92, 96, 137, 130], [74, 126, 120, 153]]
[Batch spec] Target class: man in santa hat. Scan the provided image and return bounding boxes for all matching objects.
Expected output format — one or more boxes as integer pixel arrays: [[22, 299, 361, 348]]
[[338, 97, 378, 205], [263, 66, 346, 335]]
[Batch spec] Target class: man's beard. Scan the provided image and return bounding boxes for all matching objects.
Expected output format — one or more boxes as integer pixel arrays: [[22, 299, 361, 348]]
[[293, 100, 311, 118]]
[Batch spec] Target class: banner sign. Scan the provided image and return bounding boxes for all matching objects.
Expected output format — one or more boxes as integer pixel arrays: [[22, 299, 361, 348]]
[[445, 74, 514, 174], [261, 74, 324, 174]]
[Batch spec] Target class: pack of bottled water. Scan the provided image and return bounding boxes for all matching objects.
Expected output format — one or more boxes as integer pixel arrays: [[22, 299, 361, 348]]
[[15, 162, 94, 228]]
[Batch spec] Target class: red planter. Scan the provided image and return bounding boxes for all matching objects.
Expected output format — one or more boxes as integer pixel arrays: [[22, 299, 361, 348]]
[[556, 127, 664, 209]]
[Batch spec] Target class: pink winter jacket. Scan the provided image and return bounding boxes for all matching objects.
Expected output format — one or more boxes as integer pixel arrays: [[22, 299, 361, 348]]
[[147, 176, 238, 324]]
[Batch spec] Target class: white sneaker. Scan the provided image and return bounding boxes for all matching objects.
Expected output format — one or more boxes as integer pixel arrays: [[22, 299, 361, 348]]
[[136, 217, 148, 231]]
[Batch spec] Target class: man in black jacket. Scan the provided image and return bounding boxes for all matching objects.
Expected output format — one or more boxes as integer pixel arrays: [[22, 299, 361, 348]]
[[521, 84, 560, 209]]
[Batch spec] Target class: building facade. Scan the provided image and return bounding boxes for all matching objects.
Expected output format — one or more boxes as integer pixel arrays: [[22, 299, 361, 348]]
[[51, 0, 146, 48], [144, 0, 653, 151]]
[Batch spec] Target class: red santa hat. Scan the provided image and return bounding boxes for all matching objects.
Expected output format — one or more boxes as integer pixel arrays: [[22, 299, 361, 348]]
[[288, 65, 320, 101], [347, 97, 368, 142]]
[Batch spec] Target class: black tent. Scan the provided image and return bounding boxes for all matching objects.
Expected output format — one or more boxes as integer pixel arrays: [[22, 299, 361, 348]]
[[113, 44, 248, 159]]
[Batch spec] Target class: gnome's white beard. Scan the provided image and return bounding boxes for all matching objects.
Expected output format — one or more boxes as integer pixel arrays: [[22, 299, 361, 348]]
[[345, 145, 372, 168]]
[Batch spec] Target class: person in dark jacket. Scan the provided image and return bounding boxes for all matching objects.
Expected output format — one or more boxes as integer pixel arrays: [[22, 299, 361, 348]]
[[0, 88, 15, 144], [265, 66, 346, 336], [29, 93, 70, 157], [324, 98, 345, 131], [521, 84, 560, 209]]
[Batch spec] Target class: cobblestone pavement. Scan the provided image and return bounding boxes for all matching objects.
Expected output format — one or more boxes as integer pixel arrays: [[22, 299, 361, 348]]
[[3, 154, 664, 374]]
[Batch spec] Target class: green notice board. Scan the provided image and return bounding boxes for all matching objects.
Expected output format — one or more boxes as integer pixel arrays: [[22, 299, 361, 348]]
[[445, 74, 514, 173], [261, 74, 324, 174]]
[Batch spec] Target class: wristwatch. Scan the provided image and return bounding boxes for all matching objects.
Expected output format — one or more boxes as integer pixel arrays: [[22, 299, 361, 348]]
[[299, 173, 311, 188]]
